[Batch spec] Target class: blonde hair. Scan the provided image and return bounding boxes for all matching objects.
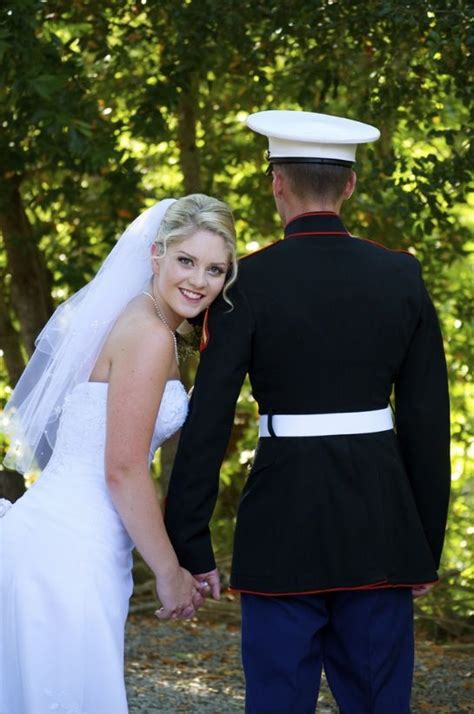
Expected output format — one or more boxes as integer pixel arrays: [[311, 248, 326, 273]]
[[155, 194, 237, 306]]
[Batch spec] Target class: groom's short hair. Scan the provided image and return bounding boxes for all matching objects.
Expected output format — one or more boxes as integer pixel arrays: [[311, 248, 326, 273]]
[[274, 163, 353, 204]]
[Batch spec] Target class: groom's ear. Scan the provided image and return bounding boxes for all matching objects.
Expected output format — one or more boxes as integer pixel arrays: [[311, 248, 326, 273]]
[[342, 170, 357, 200], [272, 168, 282, 196]]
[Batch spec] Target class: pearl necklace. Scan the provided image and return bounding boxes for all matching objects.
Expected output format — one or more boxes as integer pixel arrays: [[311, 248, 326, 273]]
[[142, 291, 179, 364]]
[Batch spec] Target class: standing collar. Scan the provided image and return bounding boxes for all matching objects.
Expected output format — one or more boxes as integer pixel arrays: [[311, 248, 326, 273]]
[[284, 211, 350, 239]]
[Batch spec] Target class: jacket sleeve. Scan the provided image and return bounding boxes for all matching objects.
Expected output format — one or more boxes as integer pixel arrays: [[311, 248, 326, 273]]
[[394, 269, 451, 569], [164, 284, 254, 574]]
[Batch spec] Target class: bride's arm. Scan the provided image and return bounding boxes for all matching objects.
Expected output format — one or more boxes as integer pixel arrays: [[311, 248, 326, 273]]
[[104, 315, 199, 618]]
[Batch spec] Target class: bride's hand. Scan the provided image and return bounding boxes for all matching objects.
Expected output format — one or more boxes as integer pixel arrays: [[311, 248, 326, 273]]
[[154, 566, 202, 620]]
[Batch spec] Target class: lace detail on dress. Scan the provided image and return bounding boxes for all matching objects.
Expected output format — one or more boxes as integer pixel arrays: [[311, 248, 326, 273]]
[[52, 384, 107, 470], [46, 380, 188, 476], [148, 380, 189, 457]]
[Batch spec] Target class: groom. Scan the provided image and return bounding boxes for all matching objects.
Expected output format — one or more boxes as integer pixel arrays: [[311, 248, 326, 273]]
[[165, 110, 450, 713]]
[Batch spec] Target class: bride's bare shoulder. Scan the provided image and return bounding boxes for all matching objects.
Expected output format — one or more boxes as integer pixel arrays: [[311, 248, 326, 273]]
[[108, 295, 172, 352]]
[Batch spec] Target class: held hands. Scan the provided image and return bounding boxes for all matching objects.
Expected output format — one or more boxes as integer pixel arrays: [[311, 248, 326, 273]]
[[154, 567, 221, 621], [154, 566, 205, 620]]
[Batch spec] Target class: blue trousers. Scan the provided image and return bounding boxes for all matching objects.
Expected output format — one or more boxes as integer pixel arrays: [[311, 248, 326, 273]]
[[241, 589, 414, 714]]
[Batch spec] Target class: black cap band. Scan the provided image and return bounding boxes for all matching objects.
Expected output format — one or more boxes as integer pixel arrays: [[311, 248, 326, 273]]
[[268, 156, 355, 168]]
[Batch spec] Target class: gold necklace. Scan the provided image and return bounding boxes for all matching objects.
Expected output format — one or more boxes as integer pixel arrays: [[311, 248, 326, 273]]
[[142, 291, 179, 364]]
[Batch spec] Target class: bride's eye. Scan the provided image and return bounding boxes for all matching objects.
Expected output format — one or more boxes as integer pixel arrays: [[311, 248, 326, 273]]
[[178, 256, 193, 266], [208, 265, 225, 276]]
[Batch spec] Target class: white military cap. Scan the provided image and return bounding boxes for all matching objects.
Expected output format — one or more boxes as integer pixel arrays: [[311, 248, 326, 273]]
[[246, 110, 380, 167]]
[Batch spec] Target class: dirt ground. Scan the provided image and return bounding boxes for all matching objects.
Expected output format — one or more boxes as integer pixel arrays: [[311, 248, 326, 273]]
[[125, 598, 473, 713]]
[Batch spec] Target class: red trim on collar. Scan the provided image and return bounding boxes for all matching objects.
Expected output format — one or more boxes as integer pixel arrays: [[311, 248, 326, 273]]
[[285, 211, 339, 227], [286, 230, 349, 238]]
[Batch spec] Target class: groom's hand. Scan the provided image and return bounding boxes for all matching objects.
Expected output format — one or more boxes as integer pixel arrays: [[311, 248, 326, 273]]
[[194, 568, 221, 601]]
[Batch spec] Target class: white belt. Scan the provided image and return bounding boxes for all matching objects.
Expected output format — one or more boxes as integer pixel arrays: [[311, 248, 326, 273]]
[[259, 406, 393, 438]]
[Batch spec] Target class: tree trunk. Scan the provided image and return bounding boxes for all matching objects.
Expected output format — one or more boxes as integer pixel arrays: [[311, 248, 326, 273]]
[[177, 75, 202, 194], [0, 177, 54, 356], [0, 285, 26, 387]]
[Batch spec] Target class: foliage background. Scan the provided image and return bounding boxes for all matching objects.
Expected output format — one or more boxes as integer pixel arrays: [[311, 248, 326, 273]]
[[0, 0, 472, 639]]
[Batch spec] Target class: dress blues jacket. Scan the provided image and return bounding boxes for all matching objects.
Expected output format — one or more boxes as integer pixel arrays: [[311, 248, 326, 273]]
[[164, 211, 451, 594]]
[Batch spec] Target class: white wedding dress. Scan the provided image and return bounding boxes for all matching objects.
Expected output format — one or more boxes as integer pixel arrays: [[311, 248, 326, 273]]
[[0, 379, 188, 714]]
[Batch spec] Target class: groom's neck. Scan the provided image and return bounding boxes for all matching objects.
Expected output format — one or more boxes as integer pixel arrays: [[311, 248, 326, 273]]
[[277, 196, 343, 227]]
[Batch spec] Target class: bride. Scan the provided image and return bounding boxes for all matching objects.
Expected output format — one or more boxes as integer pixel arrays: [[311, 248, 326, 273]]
[[0, 194, 237, 714]]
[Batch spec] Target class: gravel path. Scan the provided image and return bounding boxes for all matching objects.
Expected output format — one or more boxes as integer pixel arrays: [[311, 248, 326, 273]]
[[125, 600, 473, 713]]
